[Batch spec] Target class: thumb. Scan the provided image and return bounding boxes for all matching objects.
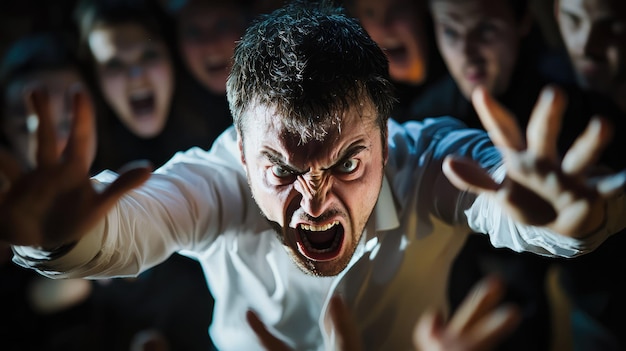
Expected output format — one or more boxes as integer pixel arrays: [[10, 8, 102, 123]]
[[96, 160, 152, 214], [443, 156, 499, 194]]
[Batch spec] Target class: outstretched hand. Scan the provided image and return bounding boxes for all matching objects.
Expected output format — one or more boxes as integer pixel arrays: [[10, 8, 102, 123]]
[[443, 85, 625, 238], [0, 88, 151, 249], [248, 277, 519, 351], [413, 276, 520, 351], [247, 296, 363, 351]]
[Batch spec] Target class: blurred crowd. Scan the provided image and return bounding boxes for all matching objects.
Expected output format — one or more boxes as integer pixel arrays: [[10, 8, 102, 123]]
[[1, 0, 625, 350]]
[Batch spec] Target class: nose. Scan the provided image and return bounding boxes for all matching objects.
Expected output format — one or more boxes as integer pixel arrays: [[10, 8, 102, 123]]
[[460, 33, 481, 60], [128, 65, 145, 78], [295, 172, 333, 218]]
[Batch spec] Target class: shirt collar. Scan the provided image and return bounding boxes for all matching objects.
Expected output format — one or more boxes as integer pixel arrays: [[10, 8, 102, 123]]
[[372, 175, 400, 232]]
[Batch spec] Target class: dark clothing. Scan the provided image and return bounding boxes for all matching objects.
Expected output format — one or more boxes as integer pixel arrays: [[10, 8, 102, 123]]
[[411, 49, 626, 351], [91, 69, 233, 174], [86, 67, 229, 351]]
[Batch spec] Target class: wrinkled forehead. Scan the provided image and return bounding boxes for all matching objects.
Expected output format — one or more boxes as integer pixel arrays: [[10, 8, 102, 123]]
[[239, 99, 379, 144]]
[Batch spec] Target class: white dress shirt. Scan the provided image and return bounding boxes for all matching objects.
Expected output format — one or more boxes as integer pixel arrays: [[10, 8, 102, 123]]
[[13, 117, 624, 351]]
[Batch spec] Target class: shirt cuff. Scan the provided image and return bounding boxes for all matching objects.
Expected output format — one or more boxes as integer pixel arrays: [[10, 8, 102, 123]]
[[12, 220, 105, 274]]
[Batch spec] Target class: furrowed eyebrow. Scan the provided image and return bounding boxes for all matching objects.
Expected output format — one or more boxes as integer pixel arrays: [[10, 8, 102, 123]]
[[327, 145, 367, 170], [261, 150, 305, 174], [260, 143, 368, 173]]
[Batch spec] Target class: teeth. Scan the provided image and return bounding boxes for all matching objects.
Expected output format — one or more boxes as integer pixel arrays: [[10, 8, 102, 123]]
[[299, 220, 339, 232], [300, 225, 342, 254]]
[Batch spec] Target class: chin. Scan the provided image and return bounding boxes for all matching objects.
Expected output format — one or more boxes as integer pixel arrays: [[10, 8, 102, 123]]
[[266, 214, 359, 277], [291, 252, 351, 277]]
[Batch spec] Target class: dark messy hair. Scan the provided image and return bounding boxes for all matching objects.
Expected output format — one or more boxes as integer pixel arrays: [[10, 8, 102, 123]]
[[0, 31, 85, 139], [227, 0, 396, 143], [74, 0, 171, 54], [0, 32, 82, 91]]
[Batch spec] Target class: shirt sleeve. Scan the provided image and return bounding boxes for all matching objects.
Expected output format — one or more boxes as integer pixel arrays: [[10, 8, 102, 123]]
[[466, 166, 626, 258], [12, 127, 253, 279], [389, 117, 626, 258]]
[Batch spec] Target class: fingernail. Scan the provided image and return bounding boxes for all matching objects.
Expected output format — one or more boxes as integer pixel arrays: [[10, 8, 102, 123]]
[[492, 305, 520, 324], [540, 86, 555, 104], [598, 170, 626, 195], [26, 114, 39, 134]]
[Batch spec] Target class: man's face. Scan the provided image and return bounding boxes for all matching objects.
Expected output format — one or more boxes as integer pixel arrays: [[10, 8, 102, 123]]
[[177, 4, 246, 95], [2, 69, 86, 169], [430, 0, 524, 99], [556, 0, 626, 97], [89, 23, 174, 138], [238, 101, 387, 276], [350, 0, 428, 85]]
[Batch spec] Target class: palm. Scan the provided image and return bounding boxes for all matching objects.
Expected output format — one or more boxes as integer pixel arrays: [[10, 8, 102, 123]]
[[443, 85, 621, 237], [0, 89, 150, 249]]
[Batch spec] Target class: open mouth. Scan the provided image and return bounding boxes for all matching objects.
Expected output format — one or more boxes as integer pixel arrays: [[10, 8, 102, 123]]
[[295, 220, 344, 261], [129, 90, 156, 117], [384, 45, 408, 64], [204, 61, 228, 74]]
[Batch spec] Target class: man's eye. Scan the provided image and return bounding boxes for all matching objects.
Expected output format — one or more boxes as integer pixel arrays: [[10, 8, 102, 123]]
[[336, 159, 359, 173], [271, 165, 292, 178]]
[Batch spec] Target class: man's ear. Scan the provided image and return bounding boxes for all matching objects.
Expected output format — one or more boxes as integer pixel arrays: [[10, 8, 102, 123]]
[[382, 130, 389, 166], [237, 130, 246, 167]]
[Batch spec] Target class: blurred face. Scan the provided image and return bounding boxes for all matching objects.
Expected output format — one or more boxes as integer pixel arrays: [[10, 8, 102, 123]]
[[556, 0, 626, 105], [238, 101, 387, 276], [350, 0, 428, 85], [430, 0, 526, 98], [89, 23, 173, 138], [177, 3, 247, 94], [2, 69, 83, 169]]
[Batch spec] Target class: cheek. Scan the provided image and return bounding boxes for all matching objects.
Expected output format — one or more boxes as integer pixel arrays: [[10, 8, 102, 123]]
[[435, 36, 457, 63], [340, 165, 383, 212], [148, 63, 172, 83], [148, 65, 174, 97], [250, 174, 292, 223], [393, 19, 417, 38], [217, 36, 239, 55], [361, 21, 385, 43], [443, 48, 463, 73], [181, 44, 204, 66], [493, 44, 517, 74], [100, 76, 126, 107]]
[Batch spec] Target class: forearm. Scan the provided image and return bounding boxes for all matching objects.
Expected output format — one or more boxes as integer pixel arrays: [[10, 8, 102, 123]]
[[466, 191, 626, 258]]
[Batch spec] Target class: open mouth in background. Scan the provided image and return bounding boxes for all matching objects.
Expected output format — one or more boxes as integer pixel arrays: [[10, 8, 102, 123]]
[[384, 44, 409, 64], [204, 61, 229, 75], [129, 90, 156, 117]]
